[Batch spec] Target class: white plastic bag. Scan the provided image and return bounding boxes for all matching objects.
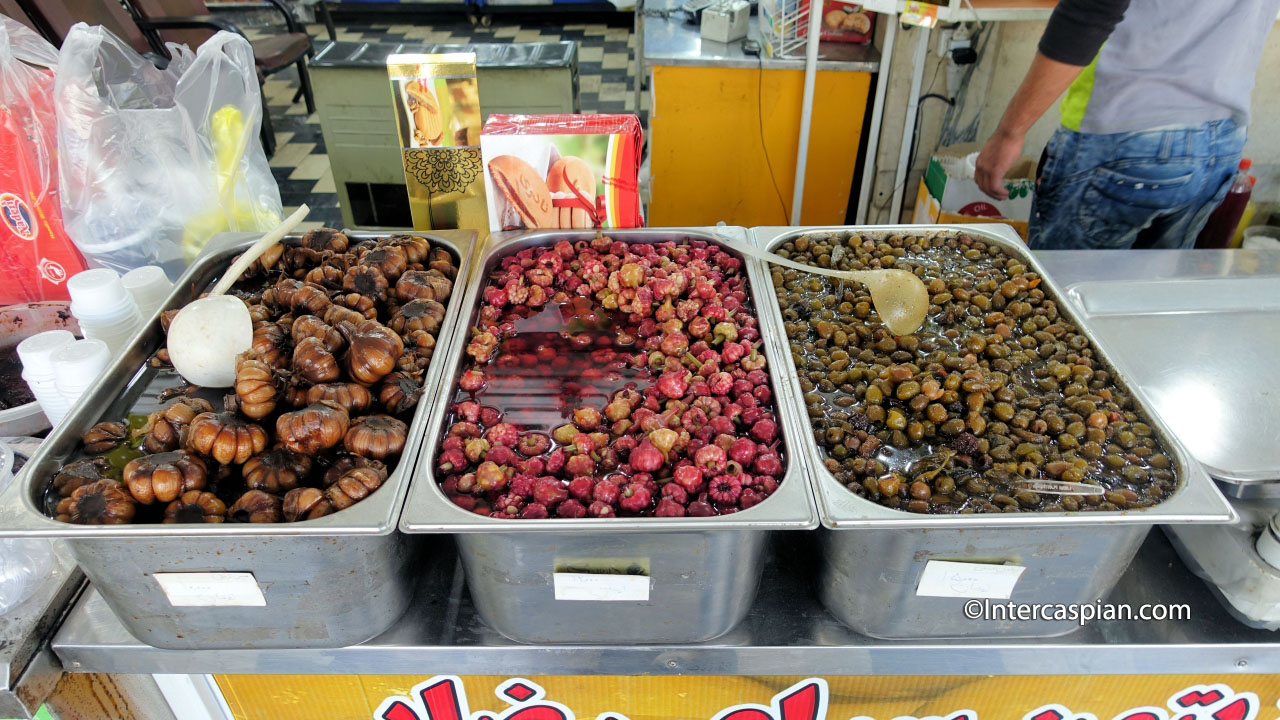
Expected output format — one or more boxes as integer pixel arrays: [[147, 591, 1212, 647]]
[[55, 25, 282, 276], [0, 440, 53, 616]]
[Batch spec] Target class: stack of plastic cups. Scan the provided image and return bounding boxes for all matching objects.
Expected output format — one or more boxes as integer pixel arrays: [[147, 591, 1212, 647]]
[[14, 330, 75, 426], [51, 339, 111, 416], [67, 269, 143, 354], [122, 266, 173, 319]]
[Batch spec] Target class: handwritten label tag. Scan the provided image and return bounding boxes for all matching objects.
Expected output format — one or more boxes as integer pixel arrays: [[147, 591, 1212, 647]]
[[553, 573, 650, 602], [154, 572, 267, 607], [916, 561, 1025, 599]]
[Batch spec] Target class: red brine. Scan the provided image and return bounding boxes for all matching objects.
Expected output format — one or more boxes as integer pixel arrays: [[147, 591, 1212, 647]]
[[436, 236, 785, 519]]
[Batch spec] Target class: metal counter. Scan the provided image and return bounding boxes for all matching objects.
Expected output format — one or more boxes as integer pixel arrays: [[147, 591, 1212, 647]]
[[642, 0, 880, 71], [0, 439, 85, 719], [47, 532, 1280, 676], [0, 540, 80, 718], [35, 247, 1280, 676]]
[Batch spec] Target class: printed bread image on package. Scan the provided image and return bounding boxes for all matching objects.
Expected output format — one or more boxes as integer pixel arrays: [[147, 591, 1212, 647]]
[[480, 114, 644, 232], [387, 53, 486, 230], [488, 154, 556, 229], [802, 0, 875, 42], [389, 54, 481, 150], [405, 80, 443, 147]]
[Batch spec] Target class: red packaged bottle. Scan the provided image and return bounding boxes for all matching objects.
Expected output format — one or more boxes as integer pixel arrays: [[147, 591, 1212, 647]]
[[1195, 158, 1254, 249]]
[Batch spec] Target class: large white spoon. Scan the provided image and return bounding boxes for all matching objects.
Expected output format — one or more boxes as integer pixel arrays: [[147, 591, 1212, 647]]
[[167, 205, 310, 387], [722, 236, 930, 336]]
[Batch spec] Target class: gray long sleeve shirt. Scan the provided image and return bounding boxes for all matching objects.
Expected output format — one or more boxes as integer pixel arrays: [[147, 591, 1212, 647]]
[[1041, 0, 1280, 134]]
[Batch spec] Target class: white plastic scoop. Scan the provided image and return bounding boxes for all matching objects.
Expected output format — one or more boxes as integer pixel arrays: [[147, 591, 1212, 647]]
[[722, 236, 930, 336], [167, 205, 309, 387]]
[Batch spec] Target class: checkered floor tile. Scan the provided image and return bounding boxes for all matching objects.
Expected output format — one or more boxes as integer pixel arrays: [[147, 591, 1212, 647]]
[[236, 13, 641, 231]]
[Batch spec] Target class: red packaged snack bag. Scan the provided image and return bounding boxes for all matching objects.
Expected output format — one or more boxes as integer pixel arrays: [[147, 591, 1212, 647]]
[[481, 114, 644, 232], [0, 17, 88, 304]]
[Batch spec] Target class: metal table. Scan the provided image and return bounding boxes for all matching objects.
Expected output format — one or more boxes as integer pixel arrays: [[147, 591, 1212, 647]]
[[48, 532, 1280, 676], [641, 4, 880, 71], [0, 439, 85, 718], [40, 248, 1280, 677], [0, 541, 80, 718]]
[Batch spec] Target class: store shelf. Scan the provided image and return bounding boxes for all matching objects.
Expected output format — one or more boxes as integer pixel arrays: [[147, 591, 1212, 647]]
[[865, 1, 1280, 23], [642, 0, 881, 71], [51, 532, 1280, 677], [944, 0, 1055, 22], [858, 0, 1055, 22]]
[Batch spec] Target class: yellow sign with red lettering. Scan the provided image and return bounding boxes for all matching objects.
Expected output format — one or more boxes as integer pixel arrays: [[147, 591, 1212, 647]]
[[901, 1, 941, 27], [214, 675, 1280, 720]]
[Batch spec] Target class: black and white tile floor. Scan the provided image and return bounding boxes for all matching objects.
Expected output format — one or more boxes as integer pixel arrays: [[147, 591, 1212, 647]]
[[241, 14, 641, 231]]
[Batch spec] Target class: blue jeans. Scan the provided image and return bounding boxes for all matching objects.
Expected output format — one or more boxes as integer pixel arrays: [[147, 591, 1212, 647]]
[[1029, 118, 1247, 250]]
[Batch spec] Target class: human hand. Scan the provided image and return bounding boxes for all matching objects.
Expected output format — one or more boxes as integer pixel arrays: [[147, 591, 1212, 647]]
[[975, 130, 1025, 200]]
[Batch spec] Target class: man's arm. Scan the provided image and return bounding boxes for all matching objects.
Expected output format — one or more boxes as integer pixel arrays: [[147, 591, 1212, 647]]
[[974, 54, 1086, 199], [974, 0, 1129, 199]]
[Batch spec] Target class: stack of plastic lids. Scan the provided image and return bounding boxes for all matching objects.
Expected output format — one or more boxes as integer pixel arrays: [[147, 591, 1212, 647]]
[[14, 330, 75, 425], [67, 269, 142, 354], [121, 266, 173, 318]]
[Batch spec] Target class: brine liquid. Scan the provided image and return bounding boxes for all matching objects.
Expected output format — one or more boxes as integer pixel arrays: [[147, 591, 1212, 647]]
[[450, 298, 648, 432]]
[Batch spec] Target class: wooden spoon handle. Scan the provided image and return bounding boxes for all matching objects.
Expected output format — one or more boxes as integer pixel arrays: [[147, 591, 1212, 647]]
[[209, 205, 310, 296]]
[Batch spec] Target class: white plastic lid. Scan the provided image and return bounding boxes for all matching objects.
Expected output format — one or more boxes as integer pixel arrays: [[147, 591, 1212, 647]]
[[122, 265, 171, 294], [50, 339, 111, 384], [68, 268, 128, 307], [16, 330, 75, 377]]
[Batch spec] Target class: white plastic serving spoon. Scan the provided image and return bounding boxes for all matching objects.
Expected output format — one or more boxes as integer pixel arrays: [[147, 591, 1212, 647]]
[[167, 205, 310, 387]]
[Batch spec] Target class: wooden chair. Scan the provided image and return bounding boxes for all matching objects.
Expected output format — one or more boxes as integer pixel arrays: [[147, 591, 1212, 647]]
[[1, 0, 45, 34], [20, 0, 155, 54], [16, 0, 310, 156], [126, 0, 324, 116]]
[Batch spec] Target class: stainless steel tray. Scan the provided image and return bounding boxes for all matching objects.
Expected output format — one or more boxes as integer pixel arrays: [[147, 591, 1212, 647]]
[[1056, 260, 1280, 628], [399, 227, 817, 644], [0, 229, 475, 649], [1062, 276, 1280, 493], [749, 224, 1234, 639], [751, 224, 1233, 529]]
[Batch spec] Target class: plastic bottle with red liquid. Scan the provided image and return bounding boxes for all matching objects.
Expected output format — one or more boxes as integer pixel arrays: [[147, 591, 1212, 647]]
[[1195, 158, 1254, 249]]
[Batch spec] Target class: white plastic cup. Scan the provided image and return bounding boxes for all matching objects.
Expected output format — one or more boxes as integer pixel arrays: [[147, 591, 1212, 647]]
[[122, 266, 173, 318], [22, 377, 68, 424], [1256, 513, 1280, 571], [51, 339, 111, 409], [67, 268, 130, 313], [1242, 226, 1280, 251], [67, 268, 142, 353], [16, 330, 75, 380], [16, 330, 75, 424]]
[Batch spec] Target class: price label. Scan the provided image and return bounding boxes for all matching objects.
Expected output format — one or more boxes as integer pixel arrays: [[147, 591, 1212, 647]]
[[154, 572, 267, 607], [902, 1, 941, 27], [916, 560, 1025, 599], [553, 573, 650, 602]]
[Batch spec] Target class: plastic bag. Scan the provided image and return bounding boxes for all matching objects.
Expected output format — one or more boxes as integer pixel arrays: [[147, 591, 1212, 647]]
[[0, 17, 90, 304], [0, 440, 53, 616], [55, 24, 282, 277]]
